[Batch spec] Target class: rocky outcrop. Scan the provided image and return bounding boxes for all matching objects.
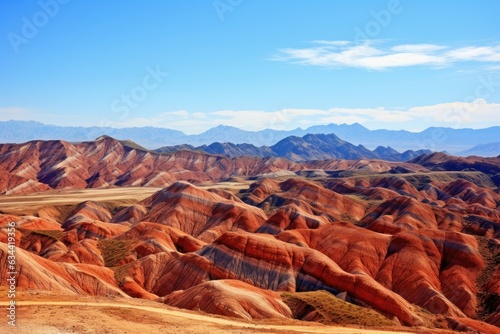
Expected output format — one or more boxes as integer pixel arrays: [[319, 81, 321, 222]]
[[0, 137, 298, 195], [159, 280, 291, 320], [1, 169, 499, 330], [0, 243, 126, 296], [140, 182, 268, 243]]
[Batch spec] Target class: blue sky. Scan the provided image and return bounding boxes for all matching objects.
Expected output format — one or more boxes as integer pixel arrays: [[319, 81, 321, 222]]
[[1, 0, 499, 134]]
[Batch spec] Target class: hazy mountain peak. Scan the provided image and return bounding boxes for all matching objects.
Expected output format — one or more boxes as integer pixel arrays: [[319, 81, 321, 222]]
[[458, 142, 500, 157], [1, 121, 499, 155]]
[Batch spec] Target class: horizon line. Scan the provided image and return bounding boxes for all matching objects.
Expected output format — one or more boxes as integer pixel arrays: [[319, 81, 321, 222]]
[[1, 119, 499, 136]]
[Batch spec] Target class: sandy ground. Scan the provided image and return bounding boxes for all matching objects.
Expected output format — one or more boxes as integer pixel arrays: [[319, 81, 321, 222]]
[[0, 181, 252, 215], [0, 293, 433, 334], [198, 181, 253, 191], [0, 187, 163, 214]]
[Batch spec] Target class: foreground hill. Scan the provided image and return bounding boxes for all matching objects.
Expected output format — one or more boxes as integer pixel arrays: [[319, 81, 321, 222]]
[[0, 292, 426, 334], [1, 173, 499, 332], [156, 133, 431, 162]]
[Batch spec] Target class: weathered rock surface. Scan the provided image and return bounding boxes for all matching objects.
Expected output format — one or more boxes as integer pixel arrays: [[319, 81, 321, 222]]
[[159, 279, 292, 320], [0, 243, 126, 296], [1, 153, 499, 330], [0, 137, 299, 195]]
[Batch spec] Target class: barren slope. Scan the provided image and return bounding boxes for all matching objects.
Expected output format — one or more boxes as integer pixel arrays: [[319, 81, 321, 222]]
[[1, 138, 500, 333]]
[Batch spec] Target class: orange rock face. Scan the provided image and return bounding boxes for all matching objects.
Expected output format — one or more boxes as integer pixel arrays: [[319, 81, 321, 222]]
[[0, 137, 301, 195], [159, 279, 292, 320], [0, 137, 434, 195], [1, 138, 499, 331], [139, 182, 269, 243], [0, 243, 125, 296]]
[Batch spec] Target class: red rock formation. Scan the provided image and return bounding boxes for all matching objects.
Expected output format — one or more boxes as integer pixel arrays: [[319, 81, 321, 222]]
[[159, 279, 292, 320], [123, 229, 423, 326], [244, 178, 366, 227], [62, 201, 128, 240], [411, 152, 500, 181], [0, 136, 441, 196], [446, 317, 500, 334], [0, 243, 125, 296], [111, 204, 147, 224], [118, 222, 205, 258], [139, 182, 268, 243], [19, 230, 105, 266], [1, 146, 499, 330], [63, 201, 113, 226], [443, 179, 498, 209], [258, 203, 329, 234], [0, 171, 51, 195], [326, 178, 401, 201], [302, 159, 428, 174], [360, 196, 439, 232], [0, 137, 301, 195]]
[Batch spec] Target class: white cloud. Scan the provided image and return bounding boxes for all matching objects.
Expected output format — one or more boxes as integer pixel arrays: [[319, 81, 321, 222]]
[[312, 40, 351, 46], [107, 100, 500, 134], [162, 110, 190, 117], [408, 99, 500, 126], [391, 44, 447, 53], [318, 100, 500, 128], [192, 112, 207, 119], [318, 115, 370, 125], [322, 107, 415, 123], [447, 46, 500, 62], [272, 41, 500, 70], [4, 101, 500, 134], [0, 107, 63, 124], [210, 108, 329, 131], [0, 107, 35, 120]]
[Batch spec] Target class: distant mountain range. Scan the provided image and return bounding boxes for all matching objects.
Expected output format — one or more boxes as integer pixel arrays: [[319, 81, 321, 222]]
[[458, 142, 500, 157], [156, 133, 431, 162], [1, 120, 499, 156]]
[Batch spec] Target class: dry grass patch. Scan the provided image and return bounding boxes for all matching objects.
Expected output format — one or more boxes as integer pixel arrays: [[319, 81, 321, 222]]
[[339, 171, 494, 189], [30, 229, 65, 241], [476, 236, 500, 320], [113, 262, 134, 285], [281, 290, 398, 327], [97, 238, 134, 267]]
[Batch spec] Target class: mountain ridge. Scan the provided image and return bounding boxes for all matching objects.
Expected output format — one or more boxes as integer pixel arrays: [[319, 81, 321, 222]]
[[458, 142, 500, 157], [1, 135, 499, 196], [1, 120, 499, 155], [156, 133, 430, 162]]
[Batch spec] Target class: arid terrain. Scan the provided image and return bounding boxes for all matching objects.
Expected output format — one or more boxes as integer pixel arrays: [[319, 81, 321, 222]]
[[1, 137, 499, 333], [0, 289, 453, 334]]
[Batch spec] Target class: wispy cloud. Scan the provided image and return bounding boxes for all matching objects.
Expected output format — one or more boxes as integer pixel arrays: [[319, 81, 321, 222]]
[[112, 108, 330, 134], [272, 40, 500, 70], [4, 100, 500, 134], [321, 99, 500, 129], [0, 107, 35, 120], [0, 107, 61, 123], [108, 100, 500, 133]]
